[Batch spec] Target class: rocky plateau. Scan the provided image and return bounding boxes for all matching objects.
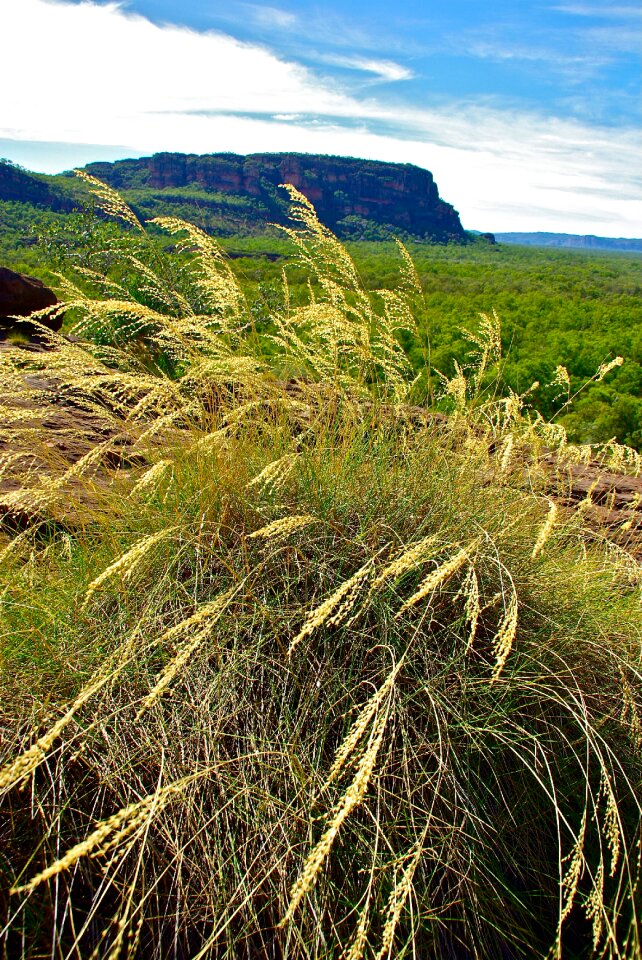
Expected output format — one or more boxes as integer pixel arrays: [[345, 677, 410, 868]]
[[1, 153, 466, 242]]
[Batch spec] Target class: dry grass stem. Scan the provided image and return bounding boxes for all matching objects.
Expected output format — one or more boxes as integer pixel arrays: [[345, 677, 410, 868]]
[[0, 663, 121, 794], [280, 710, 389, 926], [289, 557, 374, 655], [396, 547, 470, 616], [1, 177, 640, 960], [11, 772, 207, 895], [137, 591, 235, 716]]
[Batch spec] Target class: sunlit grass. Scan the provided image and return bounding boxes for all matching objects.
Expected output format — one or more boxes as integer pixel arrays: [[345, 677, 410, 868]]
[[0, 180, 640, 959]]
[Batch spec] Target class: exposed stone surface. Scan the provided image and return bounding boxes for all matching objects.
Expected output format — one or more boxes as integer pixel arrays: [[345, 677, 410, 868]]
[[543, 457, 642, 557], [83, 152, 466, 242], [0, 339, 142, 529], [552, 461, 642, 509], [0, 267, 62, 333]]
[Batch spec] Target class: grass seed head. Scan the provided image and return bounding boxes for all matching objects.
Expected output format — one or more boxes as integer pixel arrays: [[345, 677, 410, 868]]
[[532, 499, 558, 558], [464, 565, 481, 651], [372, 535, 438, 590], [280, 709, 389, 927], [396, 547, 470, 617], [11, 774, 199, 895], [375, 839, 425, 960], [289, 557, 374, 656], [490, 583, 519, 682], [82, 529, 174, 611], [248, 514, 317, 543]]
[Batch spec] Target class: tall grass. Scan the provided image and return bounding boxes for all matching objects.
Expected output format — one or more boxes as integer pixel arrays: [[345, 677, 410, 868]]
[[0, 179, 641, 959]]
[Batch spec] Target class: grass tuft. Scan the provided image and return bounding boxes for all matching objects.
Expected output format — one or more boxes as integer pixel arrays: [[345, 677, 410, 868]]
[[0, 180, 641, 958]]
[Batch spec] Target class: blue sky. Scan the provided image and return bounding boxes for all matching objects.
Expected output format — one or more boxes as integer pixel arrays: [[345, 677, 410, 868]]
[[1, 0, 641, 234]]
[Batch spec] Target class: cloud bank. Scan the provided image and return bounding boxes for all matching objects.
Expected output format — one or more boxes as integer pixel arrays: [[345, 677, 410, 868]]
[[1, 0, 640, 235]]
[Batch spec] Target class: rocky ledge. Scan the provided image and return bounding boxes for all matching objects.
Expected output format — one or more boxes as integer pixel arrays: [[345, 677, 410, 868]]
[[1, 358, 640, 558]]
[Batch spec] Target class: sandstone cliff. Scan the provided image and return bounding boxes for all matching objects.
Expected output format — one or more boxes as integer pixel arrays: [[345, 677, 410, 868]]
[[82, 152, 466, 242]]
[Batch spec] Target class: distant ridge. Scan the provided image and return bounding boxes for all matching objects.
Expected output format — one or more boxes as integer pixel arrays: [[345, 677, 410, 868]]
[[494, 232, 642, 252], [0, 159, 75, 212]]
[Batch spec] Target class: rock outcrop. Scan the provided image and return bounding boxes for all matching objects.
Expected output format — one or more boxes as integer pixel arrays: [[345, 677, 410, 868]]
[[83, 152, 466, 242], [0, 267, 62, 333]]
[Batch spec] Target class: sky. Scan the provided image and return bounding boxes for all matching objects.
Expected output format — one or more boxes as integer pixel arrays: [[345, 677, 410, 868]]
[[1, 0, 641, 235]]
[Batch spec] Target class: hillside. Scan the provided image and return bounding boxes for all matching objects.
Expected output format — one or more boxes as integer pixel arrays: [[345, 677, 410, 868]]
[[0, 153, 466, 242], [1, 173, 641, 450], [0, 159, 75, 212]]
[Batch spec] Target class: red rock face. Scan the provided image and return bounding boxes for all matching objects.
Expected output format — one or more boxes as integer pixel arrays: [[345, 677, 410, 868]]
[[83, 152, 467, 241], [149, 154, 187, 188]]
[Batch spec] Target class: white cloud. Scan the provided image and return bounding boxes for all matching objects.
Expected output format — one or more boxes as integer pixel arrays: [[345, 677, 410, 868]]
[[581, 24, 642, 53], [463, 38, 611, 83], [1, 0, 640, 236], [241, 4, 298, 30], [551, 4, 642, 18], [317, 55, 414, 82], [1, 0, 355, 137]]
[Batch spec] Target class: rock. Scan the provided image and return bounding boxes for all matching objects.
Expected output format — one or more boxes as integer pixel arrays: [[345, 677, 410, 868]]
[[84, 152, 467, 242], [0, 267, 62, 334], [542, 455, 642, 558]]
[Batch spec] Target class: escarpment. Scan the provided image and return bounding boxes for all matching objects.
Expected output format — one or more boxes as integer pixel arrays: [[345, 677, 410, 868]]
[[81, 152, 466, 242]]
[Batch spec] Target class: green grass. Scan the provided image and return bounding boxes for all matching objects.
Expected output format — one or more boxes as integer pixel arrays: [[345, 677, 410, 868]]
[[0, 181, 641, 959]]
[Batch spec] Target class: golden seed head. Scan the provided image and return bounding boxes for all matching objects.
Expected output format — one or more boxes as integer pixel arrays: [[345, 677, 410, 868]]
[[532, 499, 558, 558], [248, 514, 317, 543], [396, 547, 469, 617]]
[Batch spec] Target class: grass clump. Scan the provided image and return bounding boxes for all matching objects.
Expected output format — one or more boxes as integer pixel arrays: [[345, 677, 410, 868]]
[[0, 181, 641, 959]]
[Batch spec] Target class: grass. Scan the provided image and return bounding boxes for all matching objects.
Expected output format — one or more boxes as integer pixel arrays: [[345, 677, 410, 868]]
[[0, 179, 641, 959]]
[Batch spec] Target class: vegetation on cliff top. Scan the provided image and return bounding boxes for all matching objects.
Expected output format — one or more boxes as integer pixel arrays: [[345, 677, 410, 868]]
[[1, 178, 641, 959]]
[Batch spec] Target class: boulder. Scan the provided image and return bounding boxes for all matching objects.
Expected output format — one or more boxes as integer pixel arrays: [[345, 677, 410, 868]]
[[0, 267, 62, 333]]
